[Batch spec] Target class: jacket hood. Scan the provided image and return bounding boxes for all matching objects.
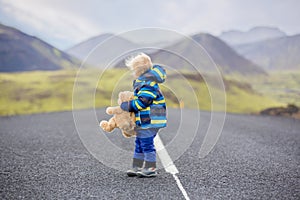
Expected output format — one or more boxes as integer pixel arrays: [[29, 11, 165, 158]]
[[138, 65, 166, 83]]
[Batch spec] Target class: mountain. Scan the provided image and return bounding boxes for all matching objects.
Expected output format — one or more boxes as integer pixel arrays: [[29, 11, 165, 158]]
[[66, 33, 138, 68], [0, 24, 79, 72], [220, 26, 286, 46], [147, 33, 266, 75], [67, 33, 114, 60], [234, 34, 300, 71]]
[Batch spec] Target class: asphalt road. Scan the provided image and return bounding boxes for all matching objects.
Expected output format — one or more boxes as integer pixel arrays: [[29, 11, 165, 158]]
[[0, 109, 299, 199]]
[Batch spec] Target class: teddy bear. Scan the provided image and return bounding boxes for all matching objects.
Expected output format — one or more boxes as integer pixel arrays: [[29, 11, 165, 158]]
[[99, 91, 136, 138]]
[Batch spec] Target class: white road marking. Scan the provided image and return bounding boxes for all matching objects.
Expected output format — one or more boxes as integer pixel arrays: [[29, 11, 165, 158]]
[[154, 134, 191, 200], [173, 174, 191, 200]]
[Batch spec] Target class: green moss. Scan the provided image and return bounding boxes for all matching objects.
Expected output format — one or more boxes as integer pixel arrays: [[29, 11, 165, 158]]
[[0, 69, 289, 116]]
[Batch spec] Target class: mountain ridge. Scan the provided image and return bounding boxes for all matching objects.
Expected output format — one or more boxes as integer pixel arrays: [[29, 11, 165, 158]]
[[147, 33, 266, 75], [234, 34, 300, 71], [66, 33, 138, 67], [66, 33, 114, 59], [220, 26, 286, 46], [0, 23, 79, 72]]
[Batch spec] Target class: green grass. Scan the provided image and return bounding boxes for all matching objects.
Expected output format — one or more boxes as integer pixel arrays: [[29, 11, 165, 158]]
[[225, 71, 300, 107], [251, 71, 300, 107], [0, 69, 286, 116], [0, 70, 77, 115]]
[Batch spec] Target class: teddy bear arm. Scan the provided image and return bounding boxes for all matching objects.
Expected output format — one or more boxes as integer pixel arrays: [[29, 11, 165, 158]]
[[106, 106, 123, 115]]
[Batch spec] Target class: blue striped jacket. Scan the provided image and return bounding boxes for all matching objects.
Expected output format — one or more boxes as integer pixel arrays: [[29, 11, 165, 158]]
[[120, 65, 167, 129]]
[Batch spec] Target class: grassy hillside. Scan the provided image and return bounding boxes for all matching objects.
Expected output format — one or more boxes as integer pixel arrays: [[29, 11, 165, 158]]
[[0, 69, 283, 116], [248, 71, 300, 106]]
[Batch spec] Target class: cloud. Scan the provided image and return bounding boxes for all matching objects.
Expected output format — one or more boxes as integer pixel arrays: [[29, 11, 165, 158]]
[[158, 0, 300, 35], [1, 0, 300, 49], [0, 0, 102, 48]]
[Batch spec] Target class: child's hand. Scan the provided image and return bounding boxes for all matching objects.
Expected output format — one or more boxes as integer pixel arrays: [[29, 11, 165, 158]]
[[120, 101, 130, 112]]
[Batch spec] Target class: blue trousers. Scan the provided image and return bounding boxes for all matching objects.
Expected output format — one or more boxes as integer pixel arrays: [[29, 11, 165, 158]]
[[133, 128, 159, 163]]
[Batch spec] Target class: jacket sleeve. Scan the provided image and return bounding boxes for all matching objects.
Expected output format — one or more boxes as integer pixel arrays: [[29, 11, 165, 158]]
[[120, 86, 157, 112]]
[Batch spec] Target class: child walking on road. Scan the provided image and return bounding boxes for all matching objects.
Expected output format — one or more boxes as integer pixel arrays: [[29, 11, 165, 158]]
[[120, 53, 167, 177]]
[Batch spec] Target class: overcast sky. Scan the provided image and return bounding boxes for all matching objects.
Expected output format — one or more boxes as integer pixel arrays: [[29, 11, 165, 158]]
[[0, 0, 299, 50]]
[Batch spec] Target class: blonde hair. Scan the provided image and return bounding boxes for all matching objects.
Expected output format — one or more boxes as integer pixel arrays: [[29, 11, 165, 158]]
[[125, 53, 152, 77]]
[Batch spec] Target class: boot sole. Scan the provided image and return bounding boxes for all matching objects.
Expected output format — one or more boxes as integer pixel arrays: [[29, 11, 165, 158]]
[[127, 171, 138, 177], [137, 172, 157, 178]]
